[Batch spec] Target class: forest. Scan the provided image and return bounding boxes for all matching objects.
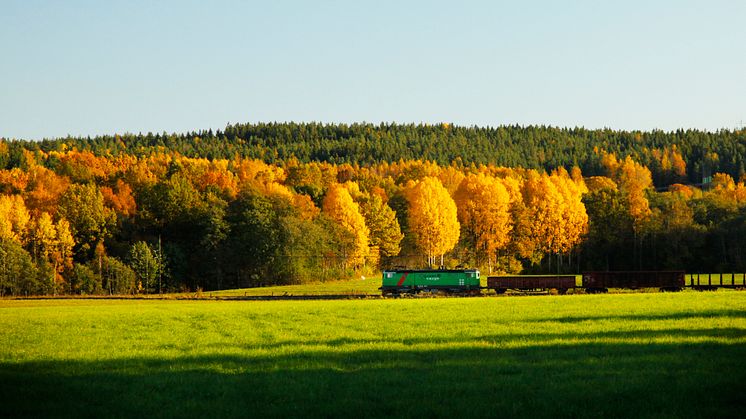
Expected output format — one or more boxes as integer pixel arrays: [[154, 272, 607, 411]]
[[1, 123, 746, 295], [3, 123, 746, 185]]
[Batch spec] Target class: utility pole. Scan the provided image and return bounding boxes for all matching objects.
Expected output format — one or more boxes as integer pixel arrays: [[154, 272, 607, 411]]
[[158, 235, 162, 295]]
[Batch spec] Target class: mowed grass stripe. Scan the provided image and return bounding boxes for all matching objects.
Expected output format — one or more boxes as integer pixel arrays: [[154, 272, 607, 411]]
[[1, 293, 745, 418]]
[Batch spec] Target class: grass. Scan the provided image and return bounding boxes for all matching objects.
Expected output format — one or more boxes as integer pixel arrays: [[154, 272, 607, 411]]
[[1, 292, 745, 418], [205, 275, 383, 297]]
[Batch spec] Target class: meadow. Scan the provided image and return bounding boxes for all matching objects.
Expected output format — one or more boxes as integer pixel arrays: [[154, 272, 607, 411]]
[[1, 292, 745, 418], [206, 275, 383, 297]]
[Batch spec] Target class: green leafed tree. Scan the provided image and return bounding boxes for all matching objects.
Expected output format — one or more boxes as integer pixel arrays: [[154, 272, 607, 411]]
[[128, 241, 163, 294], [360, 193, 403, 266], [93, 255, 136, 295], [58, 183, 115, 259], [68, 263, 100, 295], [0, 239, 40, 296]]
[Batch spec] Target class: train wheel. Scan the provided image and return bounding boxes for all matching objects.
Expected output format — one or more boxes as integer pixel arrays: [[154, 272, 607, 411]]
[[557, 288, 568, 295]]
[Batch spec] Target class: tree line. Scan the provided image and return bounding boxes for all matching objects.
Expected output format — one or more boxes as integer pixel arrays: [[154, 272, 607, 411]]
[[0, 131, 745, 295], [2, 122, 745, 187]]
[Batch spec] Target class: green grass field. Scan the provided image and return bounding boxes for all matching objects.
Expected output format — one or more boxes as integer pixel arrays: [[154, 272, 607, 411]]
[[206, 275, 383, 297], [2, 292, 745, 418]]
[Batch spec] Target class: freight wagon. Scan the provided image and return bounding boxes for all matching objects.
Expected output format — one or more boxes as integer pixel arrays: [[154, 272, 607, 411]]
[[380, 269, 480, 295], [487, 275, 576, 294], [582, 270, 685, 293]]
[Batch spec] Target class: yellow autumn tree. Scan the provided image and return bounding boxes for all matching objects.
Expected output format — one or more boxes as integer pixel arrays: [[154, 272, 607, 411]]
[[498, 173, 535, 265], [0, 194, 31, 244], [520, 172, 564, 262], [617, 156, 653, 230], [516, 169, 588, 271], [549, 169, 589, 255], [599, 152, 654, 232], [438, 165, 466, 195], [454, 173, 512, 272], [668, 183, 697, 199], [405, 177, 460, 267], [710, 173, 746, 205], [570, 166, 588, 194], [652, 146, 687, 184], [54, 218, 75, 272], [585, 176, 618, 192], [322, 183, 370, 267], [30, 212, 57, 260], [26, 212, 74, 293]]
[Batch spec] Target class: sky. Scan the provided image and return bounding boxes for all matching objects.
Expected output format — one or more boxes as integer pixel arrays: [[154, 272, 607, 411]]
[[1, 0, 745, 140]]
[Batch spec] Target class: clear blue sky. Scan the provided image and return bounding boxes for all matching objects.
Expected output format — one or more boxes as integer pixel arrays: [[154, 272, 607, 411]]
[[1, 0, 745, 140]]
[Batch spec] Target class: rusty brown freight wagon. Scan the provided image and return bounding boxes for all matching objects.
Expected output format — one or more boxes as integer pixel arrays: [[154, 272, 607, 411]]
[[582, 271, 685, 293], [487, 275, 576, 294]]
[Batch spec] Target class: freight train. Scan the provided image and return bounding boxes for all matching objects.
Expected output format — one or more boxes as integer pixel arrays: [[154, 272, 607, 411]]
[[380, 269, 687, 295]]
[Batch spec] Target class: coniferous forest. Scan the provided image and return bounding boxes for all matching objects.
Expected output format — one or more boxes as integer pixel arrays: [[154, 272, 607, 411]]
[[1, 122, 745, 295]]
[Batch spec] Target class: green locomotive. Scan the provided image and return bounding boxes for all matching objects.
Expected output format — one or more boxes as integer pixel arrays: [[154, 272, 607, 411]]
[[380, 269, 480, 295]]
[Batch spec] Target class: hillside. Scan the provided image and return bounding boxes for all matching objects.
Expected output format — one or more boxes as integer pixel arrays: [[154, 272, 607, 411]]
[[4, 123, 746, 187]]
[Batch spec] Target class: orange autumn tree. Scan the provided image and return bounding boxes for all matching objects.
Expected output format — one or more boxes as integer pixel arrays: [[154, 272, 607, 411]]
[[101, 179, 137, 217], [0, 168, 30, 194], [322, 183, 370, 267], [53, 150, 117, 183], [24, 166, 70, 216], [405, 177, 460, 267], [453, 173, 512, 272], [177, 157, 239, 198]]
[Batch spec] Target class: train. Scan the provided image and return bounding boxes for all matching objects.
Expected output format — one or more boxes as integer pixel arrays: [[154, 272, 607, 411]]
[[380, 269, 481, 296], [380, 269, 688, 295]]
